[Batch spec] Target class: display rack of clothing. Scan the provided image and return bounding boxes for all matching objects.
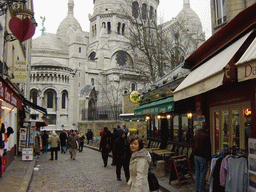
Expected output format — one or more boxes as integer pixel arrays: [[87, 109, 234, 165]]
[[209, 147, 248, 192]]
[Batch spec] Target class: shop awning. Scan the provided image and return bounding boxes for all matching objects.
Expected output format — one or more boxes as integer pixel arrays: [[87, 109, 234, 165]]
[[134, 97, 174, 115], [0, 76, 22, 110], [120, 113, 145, 121], [173, 30, 252, 101], [19, 94, 47, 115], [235, 36, 256, 82]]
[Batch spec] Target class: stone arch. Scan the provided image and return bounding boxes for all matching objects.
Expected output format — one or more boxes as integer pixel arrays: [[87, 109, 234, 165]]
[[30, 88, 39, 105], [43, 88, 57, 111]]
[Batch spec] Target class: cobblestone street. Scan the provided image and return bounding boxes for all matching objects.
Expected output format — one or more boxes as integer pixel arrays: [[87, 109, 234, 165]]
[[28, 148, 130, 192]]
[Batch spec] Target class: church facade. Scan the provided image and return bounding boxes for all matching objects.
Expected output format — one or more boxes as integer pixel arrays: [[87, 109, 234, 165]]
[[30, 0, 204, 131]]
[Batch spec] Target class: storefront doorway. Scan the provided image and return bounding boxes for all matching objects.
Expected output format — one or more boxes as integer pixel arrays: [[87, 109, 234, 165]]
[[210, 102, 251, 155]]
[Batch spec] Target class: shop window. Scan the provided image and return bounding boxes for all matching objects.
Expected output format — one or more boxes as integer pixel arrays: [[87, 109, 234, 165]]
[[181, 114, 189, 142], [173, 115, 179, 142]]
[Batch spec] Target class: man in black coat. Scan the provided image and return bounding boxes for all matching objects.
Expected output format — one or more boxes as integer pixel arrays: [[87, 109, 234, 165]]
[[113, 130, 130, 182], [99, 127, 112, 167], [41, 130, 49, 153], [60, 129, 68, 153]]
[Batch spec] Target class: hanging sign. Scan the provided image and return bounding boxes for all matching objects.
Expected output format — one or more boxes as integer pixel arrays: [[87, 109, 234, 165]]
[[13, 61, 27, 83], [9, 17, 35, 42], [130, 91, 141, 104]]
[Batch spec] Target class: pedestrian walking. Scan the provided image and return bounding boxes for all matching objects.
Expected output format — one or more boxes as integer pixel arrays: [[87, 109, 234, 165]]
[[78, 132, 85, 152], [60, 129, 68, 153], [86, 129, 93, 144], [192, 122, 211, 192], [111, 127, 119, 166], [99, 127, 112, 167], [68, 130, 79, 160], [48, 131, 60, 160], [41, 130, 49, 153], [123, 125, 128, 135], [128, 138, 151, 192], [113, 130, 130, 182]]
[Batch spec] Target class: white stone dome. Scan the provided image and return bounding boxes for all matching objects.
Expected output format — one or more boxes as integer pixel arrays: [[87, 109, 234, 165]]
[[56, 0, 82, 39], [176, 1, 203, 36], [32, 33, 68, 53]]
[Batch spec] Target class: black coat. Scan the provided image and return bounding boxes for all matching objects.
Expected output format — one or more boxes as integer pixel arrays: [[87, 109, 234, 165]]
[[100, 130, 112, 152], [41, 133, 49, 146], [60, 132, 68, 146], [113, 137, 131, 160]]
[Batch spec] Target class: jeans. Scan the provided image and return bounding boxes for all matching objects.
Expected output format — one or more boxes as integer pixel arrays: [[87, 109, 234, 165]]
[[194, 155, 208, 192], [43, 145, 48, 153]]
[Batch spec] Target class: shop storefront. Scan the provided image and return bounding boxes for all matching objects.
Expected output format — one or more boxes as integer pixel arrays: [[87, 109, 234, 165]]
[[0, 76, 23, 175], [173, 4, 256, 156]]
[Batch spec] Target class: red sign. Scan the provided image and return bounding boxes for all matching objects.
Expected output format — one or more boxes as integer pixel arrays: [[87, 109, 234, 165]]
[[0, 76, 22, 110], [9, 17, 35, 42]]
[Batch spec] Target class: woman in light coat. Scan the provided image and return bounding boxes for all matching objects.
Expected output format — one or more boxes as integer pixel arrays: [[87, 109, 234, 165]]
[[128, 138, 151, 192]]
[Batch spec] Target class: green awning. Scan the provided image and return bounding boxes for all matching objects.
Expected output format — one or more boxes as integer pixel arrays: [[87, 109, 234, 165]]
[[134, 97, 174, 115]]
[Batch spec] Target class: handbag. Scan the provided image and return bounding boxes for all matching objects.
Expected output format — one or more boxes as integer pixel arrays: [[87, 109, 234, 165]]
[[148, 171, 159, 191]]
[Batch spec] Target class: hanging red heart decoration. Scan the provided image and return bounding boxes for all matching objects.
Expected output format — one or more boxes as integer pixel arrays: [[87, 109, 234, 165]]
[[9, 17, 35, 42]]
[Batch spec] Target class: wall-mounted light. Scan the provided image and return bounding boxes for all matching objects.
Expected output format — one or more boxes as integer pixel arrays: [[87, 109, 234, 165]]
[[137, 120, 139, 122], [130, 120, 132, 122], [146, 116, 150, 121], [157, 115, 161, 119], [167, 115, 171, 119], [187, 113, 193, 119]]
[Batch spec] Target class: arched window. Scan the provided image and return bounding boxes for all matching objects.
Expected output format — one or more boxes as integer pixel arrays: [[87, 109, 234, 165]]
[[150, 6, 154, 19], [116, 51, 128, 66], [94, 24, 97, 36], [89, 52, 96, 61], [30, 90, 38, 105], [142, 3, 147, 19], [107, 22, 111, 34], [102, 22, 106, 28], [61, 92, 66, 109], [117, 22, 121, 34], [47, 91, 54, 108], [122, 23, 125, 35], [131, 83, 136, 91], [132, 2, 139, 18]]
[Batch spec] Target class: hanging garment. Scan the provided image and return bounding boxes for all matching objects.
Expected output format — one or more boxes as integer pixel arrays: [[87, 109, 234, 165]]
[[225, 157, 248, 192], [209, 157, 219, 192], [212, 157, 225, 192], [220, 155, 232, 187]]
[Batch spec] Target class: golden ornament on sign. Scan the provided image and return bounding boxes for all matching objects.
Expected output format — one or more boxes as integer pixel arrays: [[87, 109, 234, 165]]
[[130, 91, 140, 104]]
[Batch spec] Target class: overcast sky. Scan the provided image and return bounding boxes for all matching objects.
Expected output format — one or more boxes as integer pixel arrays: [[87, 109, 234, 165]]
[[33, 0, 212, 39]]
